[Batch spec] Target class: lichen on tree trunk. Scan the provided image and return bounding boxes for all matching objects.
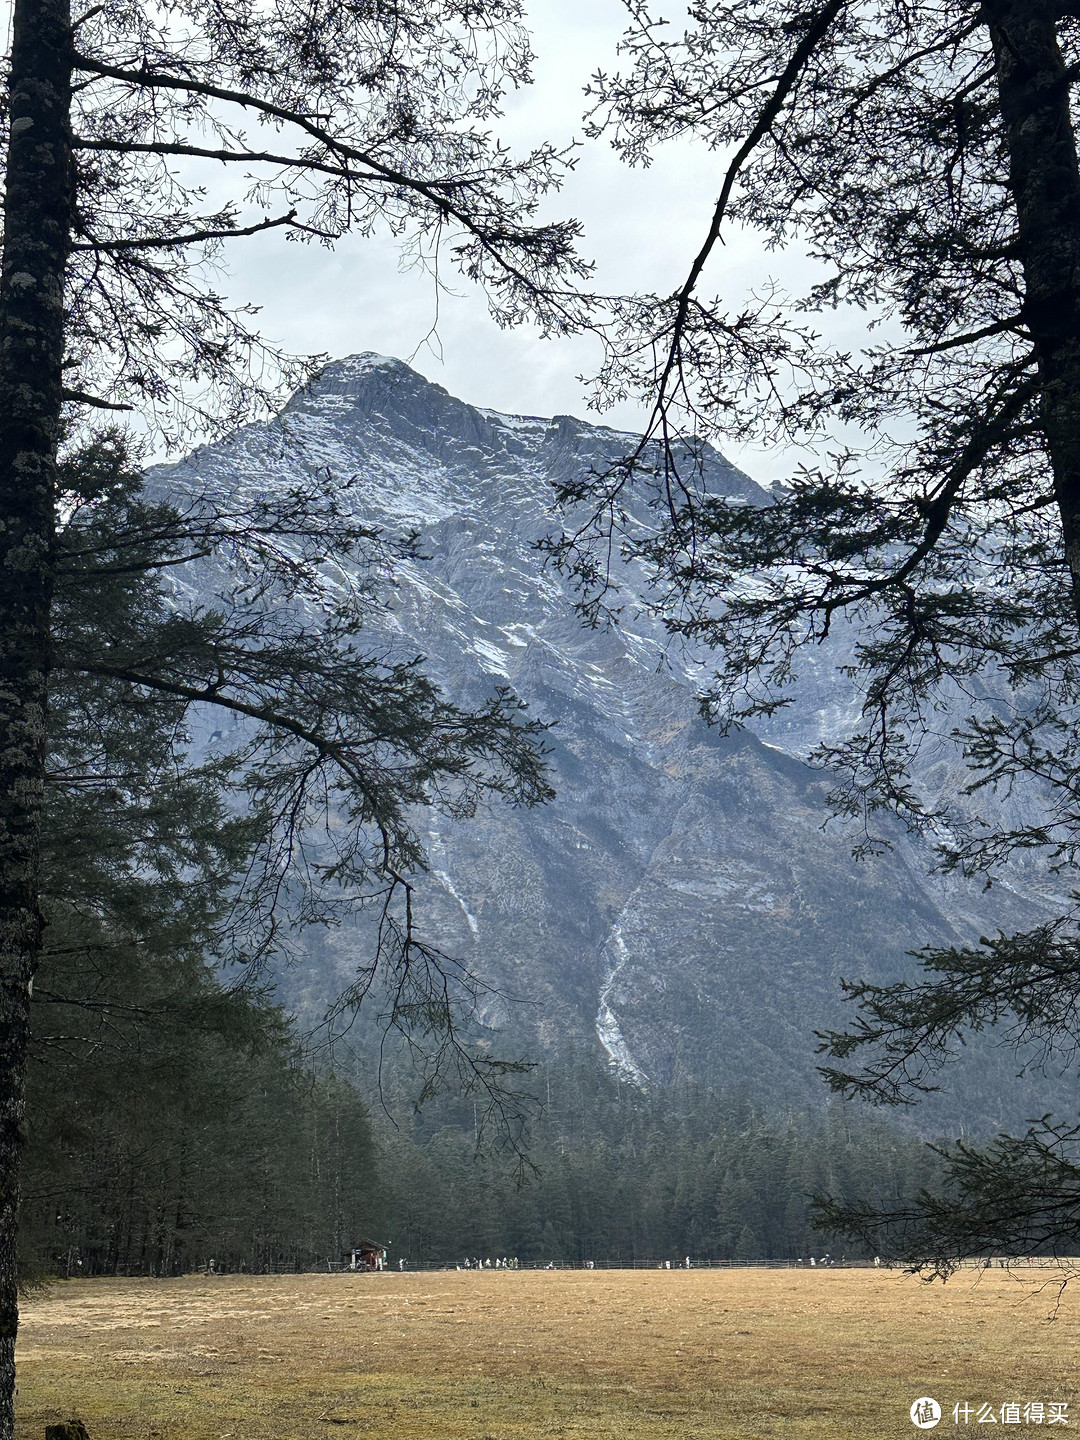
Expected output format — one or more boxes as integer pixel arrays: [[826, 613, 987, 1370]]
[[0, 0, 72, 1435]]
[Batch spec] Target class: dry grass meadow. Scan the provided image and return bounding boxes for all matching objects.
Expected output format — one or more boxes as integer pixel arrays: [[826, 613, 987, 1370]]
[[14, 1267, 1080, 1440]]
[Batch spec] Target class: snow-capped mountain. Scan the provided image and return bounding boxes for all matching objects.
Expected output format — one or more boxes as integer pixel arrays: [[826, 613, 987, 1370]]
[[152, 354, 1063, 1126]]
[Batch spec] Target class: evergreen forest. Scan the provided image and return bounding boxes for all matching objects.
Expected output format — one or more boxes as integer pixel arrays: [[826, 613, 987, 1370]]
[[363, 1064, 943, 1269], [22, 968, 378, 1281], [21, 990, 943, 1276]]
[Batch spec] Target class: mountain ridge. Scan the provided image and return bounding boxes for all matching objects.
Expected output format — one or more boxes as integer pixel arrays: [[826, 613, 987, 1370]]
[[150, 354, 1063, 1129]]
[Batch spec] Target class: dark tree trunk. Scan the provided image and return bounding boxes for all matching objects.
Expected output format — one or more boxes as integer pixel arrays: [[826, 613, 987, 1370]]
[[0, 0, 72, 1434], [988, 2, 1080, 625]]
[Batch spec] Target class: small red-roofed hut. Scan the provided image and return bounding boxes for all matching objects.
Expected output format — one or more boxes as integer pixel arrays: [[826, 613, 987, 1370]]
[[346, 1240, 386, 1271]]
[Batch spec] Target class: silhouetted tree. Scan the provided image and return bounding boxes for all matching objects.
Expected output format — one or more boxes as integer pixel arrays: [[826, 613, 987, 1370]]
[[547, 2, 1080, 1270], [0, 2, 587, 1420], [7, 430, 549, 1294]]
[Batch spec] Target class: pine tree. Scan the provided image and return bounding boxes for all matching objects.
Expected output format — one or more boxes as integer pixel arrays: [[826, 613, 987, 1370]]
[[3, 421, 556, 1425], [0, 2, 588, 1424], [19, 436, 413, 1282], [547, 1, 1080, 1271]]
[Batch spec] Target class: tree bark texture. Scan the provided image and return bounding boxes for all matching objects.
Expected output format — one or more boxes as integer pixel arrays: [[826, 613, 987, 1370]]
[[0, 0, 72, 1435], [988, 1, 1080, 625]]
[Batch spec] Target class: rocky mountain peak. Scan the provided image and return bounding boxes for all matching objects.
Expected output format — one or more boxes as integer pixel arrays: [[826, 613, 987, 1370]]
[[275, 354, 769, 510], [155, 357, 1061, 1129]]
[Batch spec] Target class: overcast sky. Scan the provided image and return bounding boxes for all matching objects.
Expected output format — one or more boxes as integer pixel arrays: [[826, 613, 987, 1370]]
[[201, 0, 866, 484]]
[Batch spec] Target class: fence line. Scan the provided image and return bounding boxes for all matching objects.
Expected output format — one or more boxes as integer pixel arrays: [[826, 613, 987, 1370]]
[[250, 1256, 1080, 1275]]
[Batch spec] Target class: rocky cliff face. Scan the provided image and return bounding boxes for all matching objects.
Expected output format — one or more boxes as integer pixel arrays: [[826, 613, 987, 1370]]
[[152, 355, 1063, 1127]]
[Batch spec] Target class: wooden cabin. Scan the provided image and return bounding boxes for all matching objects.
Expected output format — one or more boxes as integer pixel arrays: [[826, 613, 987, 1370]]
[[345, 1240, 386, 1271]]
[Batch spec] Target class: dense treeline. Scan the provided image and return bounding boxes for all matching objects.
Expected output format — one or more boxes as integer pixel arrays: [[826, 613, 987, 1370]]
[[374, 1061, 943, 1265], [20, 964, 380, 1279], [16, 445, 385, 1284], [22, 995, 945, 1280]]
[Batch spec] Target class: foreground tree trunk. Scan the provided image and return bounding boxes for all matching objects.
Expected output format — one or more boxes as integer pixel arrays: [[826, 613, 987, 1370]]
[[988, 1, 1080, 626], [0, 0, 72, 1433]]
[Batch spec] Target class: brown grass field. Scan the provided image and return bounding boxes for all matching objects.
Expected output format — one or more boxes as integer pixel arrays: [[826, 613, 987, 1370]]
[[14, 1268, 1080, 1440]]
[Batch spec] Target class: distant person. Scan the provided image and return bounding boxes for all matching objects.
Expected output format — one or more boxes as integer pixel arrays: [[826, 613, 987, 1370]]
[[685, 1256, 691, 1269], [398, 1258, 406, 1271]]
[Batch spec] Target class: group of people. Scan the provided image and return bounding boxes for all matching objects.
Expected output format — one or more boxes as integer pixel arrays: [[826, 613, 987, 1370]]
[[794, 1254, 842, 1267], [458, 1256, 520, 1269]]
